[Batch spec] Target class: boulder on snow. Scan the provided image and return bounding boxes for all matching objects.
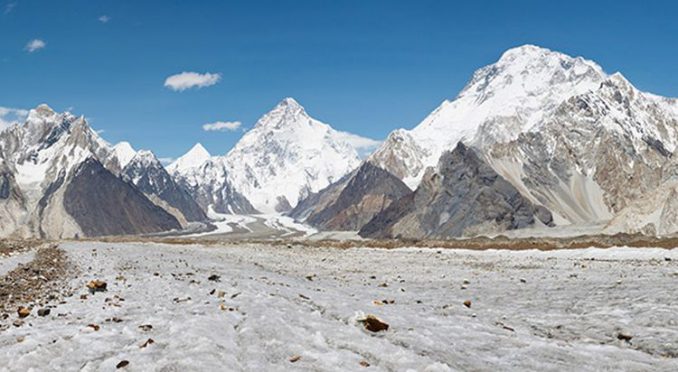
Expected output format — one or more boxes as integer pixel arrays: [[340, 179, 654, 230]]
[[358, 314, 389, 332]]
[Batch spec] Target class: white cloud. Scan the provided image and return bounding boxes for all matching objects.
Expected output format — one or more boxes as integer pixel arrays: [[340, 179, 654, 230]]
[[202, 120, 242, 132], [0, 106, 28, 131], [158, 157, 175, 166], [335, 130, 382, 154], [164, 72, 221, 91], [98, 15, 111, 23], [25, 39, 46, 53]]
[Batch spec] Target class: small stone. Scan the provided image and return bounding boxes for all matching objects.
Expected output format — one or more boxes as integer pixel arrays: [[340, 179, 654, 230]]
[[359, 314, 389, 332], [116, 360, 129, 369], [37, 308, 50, 317], [378, 282, 388, 288], [289, 355, 301, 363], [13, 319, 23, 327], [140, 338, 154, 348], [463, 300, 472, 308], [217, 291, 225, 298], [17, 306, 31, 318], [207, 274, 221, 282], [519, 278, 527, 283], [138, 324, 153, 332], [360, 360, 370, 367], [617, 332, 633, 342], [86, 280, 107, 293], [305, 274, 315, 281], [463, 279, 470, 285], [87, 324, 100, 331], [80, 294, 88, 300]]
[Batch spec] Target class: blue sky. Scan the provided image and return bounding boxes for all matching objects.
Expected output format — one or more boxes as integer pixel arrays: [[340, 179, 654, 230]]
[[1, 0, 677, 162]]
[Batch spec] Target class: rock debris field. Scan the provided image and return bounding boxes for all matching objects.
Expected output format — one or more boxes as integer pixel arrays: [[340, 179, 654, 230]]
[[0, 241, 677, 371]]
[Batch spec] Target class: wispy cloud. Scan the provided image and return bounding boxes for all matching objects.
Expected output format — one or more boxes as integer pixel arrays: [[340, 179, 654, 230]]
[[25, 39, 46, 53], [0, 106, 28, 131], [158, 157, 175, 166], [202, 120, 242, 132], [3, 2, 16, 15], [335, 130, 382, 154], [98, 15, 111, 23], [164, 72, 221, 91]]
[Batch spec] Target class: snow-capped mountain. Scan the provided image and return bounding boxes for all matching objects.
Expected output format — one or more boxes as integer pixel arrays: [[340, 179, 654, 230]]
[[166, 143, 211, 175], [223, 98, 362, 212], [0, 105, 184, 238], [168, 144, 257, 215], [297, 44, 678, 237], [171, 98, 367, 213], [121, 149, 207, 224], [371, 45, 607, 189]]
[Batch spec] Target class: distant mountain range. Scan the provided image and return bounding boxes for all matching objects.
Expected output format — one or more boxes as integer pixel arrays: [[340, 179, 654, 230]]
[[1, 45, 677, 239]]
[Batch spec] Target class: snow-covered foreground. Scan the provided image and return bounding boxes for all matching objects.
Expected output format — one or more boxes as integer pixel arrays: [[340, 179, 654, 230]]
[[1, 242, 677, 371]]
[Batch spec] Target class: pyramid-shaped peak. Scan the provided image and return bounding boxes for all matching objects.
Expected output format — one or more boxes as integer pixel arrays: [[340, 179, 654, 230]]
[[167, 143, 211, 173], [27, 103, 59, 123], [254, 97, 311, 130], [279, 97, 301, 107], [187, 142, 210, 158], [35, 103, 56, 114]]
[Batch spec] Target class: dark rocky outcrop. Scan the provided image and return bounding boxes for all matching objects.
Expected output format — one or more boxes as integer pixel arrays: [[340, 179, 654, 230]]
[[121, 153, 207, 222], [360, 143, 553, 239], [0, 173, 11, 199], [290, 162, 411, 231], [64, 158, 181, 236]]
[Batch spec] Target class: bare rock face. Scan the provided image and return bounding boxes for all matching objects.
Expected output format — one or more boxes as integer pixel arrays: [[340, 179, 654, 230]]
[[360, 143, 553, 239], [291, 161, 411, 231], [487, 73, 676, 225], [121, 151, 207, 222], [64, 158, 181, 237]]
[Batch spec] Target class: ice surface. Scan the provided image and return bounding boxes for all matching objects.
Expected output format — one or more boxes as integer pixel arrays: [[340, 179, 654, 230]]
[[0, 242, 676, 371]]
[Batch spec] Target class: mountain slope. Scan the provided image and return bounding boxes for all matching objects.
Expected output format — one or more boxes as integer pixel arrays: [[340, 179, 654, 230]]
[[486, 73, 678, 225], [370, 45, 607, 189], [121, 150, 207, 223], [65, 158, 181, 236], [0, 105, 182, 238], [360, 143, 554, 239], [289, 161, 411, 231], [169, 145, 257, 215]]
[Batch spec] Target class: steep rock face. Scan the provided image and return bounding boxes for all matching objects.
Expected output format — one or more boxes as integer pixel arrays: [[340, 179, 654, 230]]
[[64, 158, 181, 237], [122, 150, 206, 222], [487, 73, 677, 225], [360, 143, 553, 239], [0, 162, 26, 237], [290, 161, 411, 231]]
